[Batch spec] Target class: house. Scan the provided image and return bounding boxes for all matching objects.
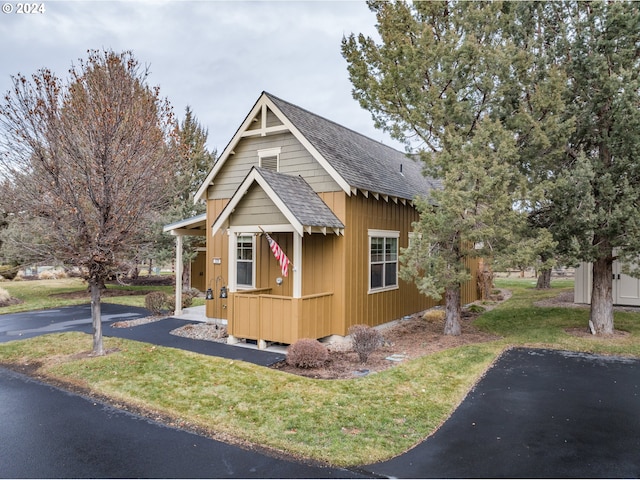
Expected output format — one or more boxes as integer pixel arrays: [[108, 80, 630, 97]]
[[574, 260, 640, 307], [164, 92, 480, 348]]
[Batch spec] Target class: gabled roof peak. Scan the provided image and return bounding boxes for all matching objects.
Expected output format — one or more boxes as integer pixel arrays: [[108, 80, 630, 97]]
[[195, 91, 439, 203]]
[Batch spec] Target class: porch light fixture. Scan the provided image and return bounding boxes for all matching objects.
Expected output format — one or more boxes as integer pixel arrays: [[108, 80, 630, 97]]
[[220, 286, 228, 298], [205, 288, 214, 300]]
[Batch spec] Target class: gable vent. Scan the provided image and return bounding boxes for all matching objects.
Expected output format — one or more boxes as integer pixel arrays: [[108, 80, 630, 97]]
[[261, 155, 278, 171]]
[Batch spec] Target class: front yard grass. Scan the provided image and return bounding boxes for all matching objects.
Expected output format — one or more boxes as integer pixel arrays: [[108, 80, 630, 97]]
[[0, 278, 639, 466], [0, 277, 176, 313]]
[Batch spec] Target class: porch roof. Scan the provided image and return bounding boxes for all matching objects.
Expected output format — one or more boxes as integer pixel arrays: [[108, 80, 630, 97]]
[[163, 213, 207, 236], [212, 167, 345, 236]]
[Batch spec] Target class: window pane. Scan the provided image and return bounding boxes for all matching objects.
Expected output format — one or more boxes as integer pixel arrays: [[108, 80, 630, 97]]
[[236, 236, 253, 286], [237, 236, 252, 261], [385, 238, 398, 261], [237, 262, 252, 286], [370, 263, 383, 289], [371, 237, 384, 263], [385, 262, 397, 287]]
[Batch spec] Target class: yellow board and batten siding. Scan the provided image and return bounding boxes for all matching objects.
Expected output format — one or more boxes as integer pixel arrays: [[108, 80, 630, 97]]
[[338, 192, 439, 335], [205, 199, 230, 320], [203, 122, 480, 343]]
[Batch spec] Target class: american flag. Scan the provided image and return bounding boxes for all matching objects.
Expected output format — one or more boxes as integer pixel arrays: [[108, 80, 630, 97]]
[[265, 232, 290, 277]]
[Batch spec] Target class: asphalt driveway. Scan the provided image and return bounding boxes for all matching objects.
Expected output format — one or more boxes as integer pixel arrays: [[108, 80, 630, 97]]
[[0, 303, 285, 365], [0, 366, 364, 478], [368, 348, 640, 478], [1, 305, 639, 478]]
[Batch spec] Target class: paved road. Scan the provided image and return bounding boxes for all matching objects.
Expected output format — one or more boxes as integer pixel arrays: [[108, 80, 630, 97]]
[[368, 348, 640, 478], [0, 303, 285, 365], [0, 367, 366, 478], [2, 305, 640, 478], [0, 303, 150, 343]]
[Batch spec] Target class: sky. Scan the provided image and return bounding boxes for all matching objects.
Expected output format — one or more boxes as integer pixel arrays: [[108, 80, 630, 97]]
[[0, 0, 404, 153]]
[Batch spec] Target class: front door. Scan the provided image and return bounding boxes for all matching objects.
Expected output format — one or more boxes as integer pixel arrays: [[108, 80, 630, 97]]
[[191, 251, 207, 292]]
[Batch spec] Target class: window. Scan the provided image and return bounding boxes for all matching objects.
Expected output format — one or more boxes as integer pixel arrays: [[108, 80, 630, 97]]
[[369, 230, 399, 292], [236, 235, 254, 288], [258, 147, 281, 172]]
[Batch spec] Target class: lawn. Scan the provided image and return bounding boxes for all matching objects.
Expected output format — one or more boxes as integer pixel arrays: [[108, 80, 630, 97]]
[[0, 277, 638, 466], [0, 277, 188, 313]]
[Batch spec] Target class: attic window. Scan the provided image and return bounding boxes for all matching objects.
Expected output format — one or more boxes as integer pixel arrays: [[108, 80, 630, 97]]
[[258, 147, 281, 172]]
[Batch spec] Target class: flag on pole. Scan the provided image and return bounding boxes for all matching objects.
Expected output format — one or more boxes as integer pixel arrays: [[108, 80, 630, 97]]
[[264, 232, 290, 277]]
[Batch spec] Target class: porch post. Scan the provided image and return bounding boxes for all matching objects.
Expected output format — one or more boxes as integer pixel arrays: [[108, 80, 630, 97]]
[[293, 231, 302, 298], [227, 230, 237, 293], [226, 230, 239, 345], [175, 235, 183, 316]]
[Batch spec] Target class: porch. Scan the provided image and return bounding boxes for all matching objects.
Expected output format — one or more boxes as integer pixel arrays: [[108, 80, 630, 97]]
[[227, 289, 334, 349]]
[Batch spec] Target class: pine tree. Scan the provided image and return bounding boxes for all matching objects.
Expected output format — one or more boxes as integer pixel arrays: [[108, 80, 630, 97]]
[[344, 0, 640, 335], [153, 106, 215, 289], [343, 1, 525, 334], [547, 2, 640, 334]]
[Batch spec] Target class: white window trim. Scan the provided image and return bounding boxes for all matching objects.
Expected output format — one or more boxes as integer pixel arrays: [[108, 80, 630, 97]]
[[368, 229, 400, 294], [258, 147, 282, 171], [236, 233, 256, 290]]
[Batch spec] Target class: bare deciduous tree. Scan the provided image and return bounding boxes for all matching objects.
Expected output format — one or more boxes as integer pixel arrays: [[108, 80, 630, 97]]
[[0, 49, 176, 354]]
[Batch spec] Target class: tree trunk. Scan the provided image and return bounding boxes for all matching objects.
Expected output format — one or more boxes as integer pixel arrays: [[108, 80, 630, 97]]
[[443, 285, 462, 336], [89, 278, 104, 355], [536, 268, 552, 289], [590, 255, 614, 335]]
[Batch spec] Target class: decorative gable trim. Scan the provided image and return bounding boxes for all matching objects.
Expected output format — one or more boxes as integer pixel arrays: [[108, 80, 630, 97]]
[[211, 168, 344, 238], [194, 92, 352, 203]]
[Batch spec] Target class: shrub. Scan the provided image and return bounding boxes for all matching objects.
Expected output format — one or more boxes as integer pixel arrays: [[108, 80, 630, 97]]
[[349, 324, 383, 364], [145, 291, 167, 315], [467, 304, 486, 314], [182, 288, 200, 308], [37, 269, 68, 280], [166, 296, 175, 313], [286, 338, 329, 369], [165, 289, 198, 313], [423, 309, 445, 323], [0, 287, 11, 303], [0, 265, 19, 281]]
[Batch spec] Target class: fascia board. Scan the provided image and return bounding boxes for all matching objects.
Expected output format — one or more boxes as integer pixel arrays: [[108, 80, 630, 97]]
[[162, 213, 207, 233]]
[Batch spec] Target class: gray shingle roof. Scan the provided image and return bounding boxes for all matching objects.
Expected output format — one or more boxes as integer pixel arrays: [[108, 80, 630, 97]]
[[267, 92, 440, 200], [255, 167, 345, 230]]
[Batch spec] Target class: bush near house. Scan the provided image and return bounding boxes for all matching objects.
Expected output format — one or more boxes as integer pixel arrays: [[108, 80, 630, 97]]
[[349, 324, 383, 364], [165, 288, 200, 313], [286, 338, 329, 369], [144, 291, 168, 315]]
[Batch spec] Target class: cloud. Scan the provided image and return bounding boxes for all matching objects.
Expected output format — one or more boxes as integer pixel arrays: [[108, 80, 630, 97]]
[[0, 1, 400, 152]]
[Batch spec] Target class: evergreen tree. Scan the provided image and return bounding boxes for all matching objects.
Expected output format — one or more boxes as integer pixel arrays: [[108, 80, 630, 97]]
[[153, 106, 215, 288], [343, 1, 525, 334], [546, 2, 640, 334], [344, 0, 640, 335]]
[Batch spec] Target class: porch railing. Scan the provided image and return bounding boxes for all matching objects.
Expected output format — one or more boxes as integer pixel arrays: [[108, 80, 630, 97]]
[[229, 290, 334, 346]]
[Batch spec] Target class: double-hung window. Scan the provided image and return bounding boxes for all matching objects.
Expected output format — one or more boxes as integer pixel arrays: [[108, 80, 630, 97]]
[[369, 230, 399, 292], [236, 235, 254, 288]]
